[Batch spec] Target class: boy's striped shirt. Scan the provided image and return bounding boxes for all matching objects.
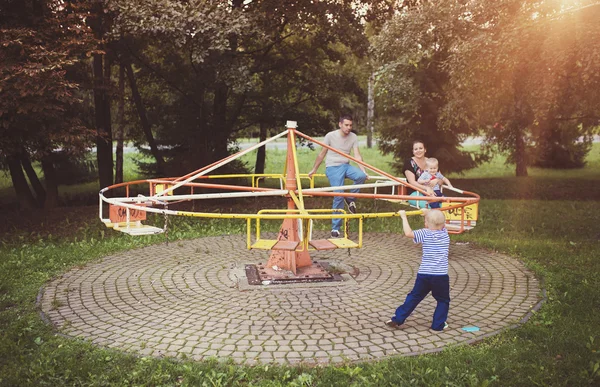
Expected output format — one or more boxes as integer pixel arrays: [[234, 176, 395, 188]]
[[413, 228, 450, 275]]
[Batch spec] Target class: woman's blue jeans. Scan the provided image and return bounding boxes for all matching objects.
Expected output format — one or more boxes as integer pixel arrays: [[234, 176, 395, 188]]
[[392, 273, 450, 331], [325, 164, 367, 231]]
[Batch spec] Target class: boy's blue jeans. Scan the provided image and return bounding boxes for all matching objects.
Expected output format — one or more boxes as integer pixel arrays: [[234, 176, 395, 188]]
[[325, 164, 367, 231], [392, 273, 450, 331]]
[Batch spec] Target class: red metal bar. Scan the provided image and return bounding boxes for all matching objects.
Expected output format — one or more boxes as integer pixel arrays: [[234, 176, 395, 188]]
[[294, 130, 430, 196]]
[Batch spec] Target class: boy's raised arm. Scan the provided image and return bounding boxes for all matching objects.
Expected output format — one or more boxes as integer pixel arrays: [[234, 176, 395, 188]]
[[397, 210, 415, 239]]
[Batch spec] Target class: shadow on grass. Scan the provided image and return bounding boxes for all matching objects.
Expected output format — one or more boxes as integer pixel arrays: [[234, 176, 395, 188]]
[[455, 177, 600, 201]]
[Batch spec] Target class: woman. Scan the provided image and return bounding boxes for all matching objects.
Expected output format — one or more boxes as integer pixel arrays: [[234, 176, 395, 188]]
[[403, 140, 435, 195]]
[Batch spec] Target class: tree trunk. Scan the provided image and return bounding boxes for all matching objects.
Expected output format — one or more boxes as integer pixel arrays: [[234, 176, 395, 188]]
[[90, 1, 113, 190], [124, 61, 165, 174], [93, 53, 114, 189], [19, 150, 46, 206], [255, 120, 267, 174], [366, 71, 375, 149], [211, 0, 243, 162], [512, 64, 530, 177], [40, 155, 59, 209], [213, 83, 229, 160], [115, 63, 125, 184], [7, 155, 37, 209], [515, 130, 528, 177]]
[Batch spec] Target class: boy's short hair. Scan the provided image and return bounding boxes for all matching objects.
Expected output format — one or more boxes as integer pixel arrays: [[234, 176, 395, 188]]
[[426, 158, 439, 167], [425, 209, 446, 228]]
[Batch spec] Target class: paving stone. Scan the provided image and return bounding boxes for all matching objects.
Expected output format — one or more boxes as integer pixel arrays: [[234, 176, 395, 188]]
[[40, 233, 543, 366]]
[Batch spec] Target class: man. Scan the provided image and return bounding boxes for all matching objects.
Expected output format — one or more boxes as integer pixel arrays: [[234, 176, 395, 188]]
[[308, 115, 368, 238]]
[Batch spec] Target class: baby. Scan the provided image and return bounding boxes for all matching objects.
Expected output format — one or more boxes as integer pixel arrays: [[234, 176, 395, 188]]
[[418, 158, 452, 209]]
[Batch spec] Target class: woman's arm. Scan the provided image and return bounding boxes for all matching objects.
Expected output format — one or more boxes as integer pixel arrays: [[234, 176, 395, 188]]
[[405, 170, 434, 194], [438, 172, 452, 187]]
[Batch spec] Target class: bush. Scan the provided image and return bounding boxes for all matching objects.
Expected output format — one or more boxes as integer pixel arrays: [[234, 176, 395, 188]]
[[531, 123, 592, 169], [52, 152, 97, 185]]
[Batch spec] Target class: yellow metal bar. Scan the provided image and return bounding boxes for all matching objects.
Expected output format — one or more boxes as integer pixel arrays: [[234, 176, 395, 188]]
[[358, 218, 363, 248], [289, 130, 305, 210], [177, 172, 317, 181], [256, 216, 261, 242], [258, 209, 301, 214], [246, 218, 251, 249], [282, 147, 289, 179], [298, 176, 312, 187], [172, 208, 424, 220], [288, 191, 308, 214], [302, 219, 311, 250], [306, 173, 325, 189], [201, 173, 282, 179]]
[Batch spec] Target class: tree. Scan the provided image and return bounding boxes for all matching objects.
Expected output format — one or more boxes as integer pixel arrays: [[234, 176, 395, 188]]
[[372, 0, 478, 174], [529, 4, 600, 168], [444, 0, 600, 175], [108, 0, 383, 175], [0, 0, 96, 208], [373, 0, 600, 177], [87, 0, 114, 189]]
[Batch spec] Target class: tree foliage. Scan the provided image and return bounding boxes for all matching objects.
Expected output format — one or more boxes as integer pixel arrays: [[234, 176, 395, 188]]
[[0, 0, 95, 157], [374, 0, 600, 176], [444, 0, 600, 174], [0, 0, 96, 207], [108, 0, 379, 175], [372, 0, 479, 175]]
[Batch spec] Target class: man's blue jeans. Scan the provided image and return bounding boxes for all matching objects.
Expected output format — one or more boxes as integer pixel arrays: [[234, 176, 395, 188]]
[[392, 273, 450, 331], [325, 164, 367, 232]]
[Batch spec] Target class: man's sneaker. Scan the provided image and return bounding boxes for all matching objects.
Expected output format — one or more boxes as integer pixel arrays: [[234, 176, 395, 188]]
[[331, 229, 341, 238], [345, 199, 357, 214], [385, 319, 402, 328]]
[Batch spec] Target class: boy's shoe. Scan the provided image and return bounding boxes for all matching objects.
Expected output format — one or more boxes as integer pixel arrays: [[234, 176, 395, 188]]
[[385, 319, 403, 328], [345, 199, 357, 214], [429, 322, 449, 333], [331, 229, 341, 238]]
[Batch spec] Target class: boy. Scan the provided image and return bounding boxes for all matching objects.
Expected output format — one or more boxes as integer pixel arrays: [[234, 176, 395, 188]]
[[386, 209, 450, 332], [417, 158, 452, 209]]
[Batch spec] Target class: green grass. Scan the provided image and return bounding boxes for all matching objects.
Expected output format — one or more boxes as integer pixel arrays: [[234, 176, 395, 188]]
[[1, 142, 600, 386]]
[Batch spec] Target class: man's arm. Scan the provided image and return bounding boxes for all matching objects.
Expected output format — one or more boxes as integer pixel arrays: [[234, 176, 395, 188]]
[[397, 210, 415, 239], [352, 145, 368, 176], [308, 147, 328, 177]]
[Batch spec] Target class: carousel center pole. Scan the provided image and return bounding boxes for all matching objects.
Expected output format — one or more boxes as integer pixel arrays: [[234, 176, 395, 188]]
[[265, 122, 313, 275]]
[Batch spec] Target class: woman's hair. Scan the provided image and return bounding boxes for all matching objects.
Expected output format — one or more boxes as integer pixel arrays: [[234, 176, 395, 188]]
[[412, 140, 426, 148]]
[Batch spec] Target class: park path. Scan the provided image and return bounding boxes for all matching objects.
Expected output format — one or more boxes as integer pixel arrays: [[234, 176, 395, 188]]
[[39, 232, 542, 365]]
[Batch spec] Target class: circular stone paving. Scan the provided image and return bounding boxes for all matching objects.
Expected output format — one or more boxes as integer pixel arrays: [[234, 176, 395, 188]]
[[38, 233, 543, 365]]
